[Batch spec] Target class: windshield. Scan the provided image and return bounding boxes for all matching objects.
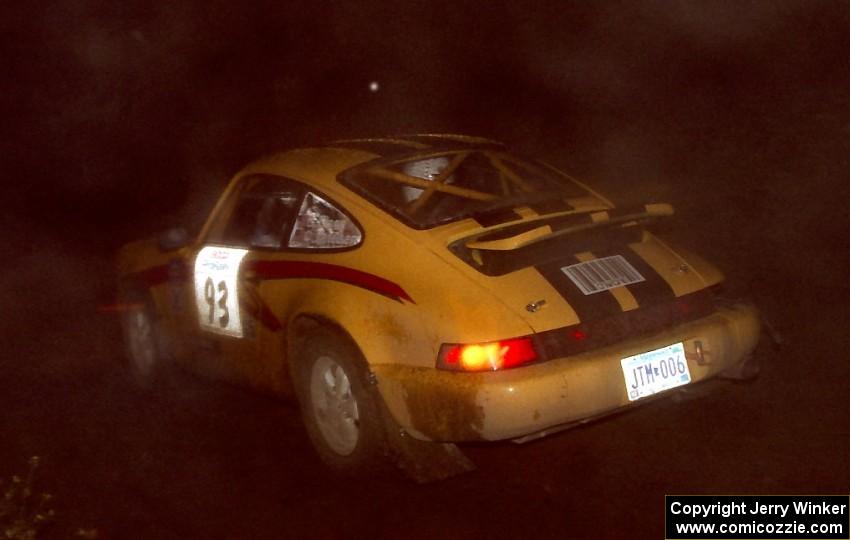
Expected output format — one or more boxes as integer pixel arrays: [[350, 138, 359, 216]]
[[338, 149, 588, 229]]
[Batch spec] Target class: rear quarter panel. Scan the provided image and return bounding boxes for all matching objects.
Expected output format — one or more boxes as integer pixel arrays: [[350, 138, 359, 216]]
[[265, 200, 536, 372]]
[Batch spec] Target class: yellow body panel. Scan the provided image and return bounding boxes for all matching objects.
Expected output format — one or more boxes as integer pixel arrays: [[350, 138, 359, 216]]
[[373, 303, 759, 441], [116, 135, 761, 446]]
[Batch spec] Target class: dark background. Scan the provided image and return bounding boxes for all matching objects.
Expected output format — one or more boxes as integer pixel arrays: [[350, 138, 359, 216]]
[[1, 1, 849, 538]]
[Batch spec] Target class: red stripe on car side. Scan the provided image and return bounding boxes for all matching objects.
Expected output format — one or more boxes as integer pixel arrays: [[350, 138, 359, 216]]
[[246, 260, 415, 304], [130, 259, 410, 331]]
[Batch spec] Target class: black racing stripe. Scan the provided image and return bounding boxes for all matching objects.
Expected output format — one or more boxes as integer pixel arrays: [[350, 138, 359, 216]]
[[528, 199, 574, 215], [579, 245, 678, 309], [536, 257, 624, 323], [620, 247, 677, 308], [472, 208, 522, 228]]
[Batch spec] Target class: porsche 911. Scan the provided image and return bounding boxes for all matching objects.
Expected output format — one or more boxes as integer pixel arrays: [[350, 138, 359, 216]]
[[116, 134, 760, 476]]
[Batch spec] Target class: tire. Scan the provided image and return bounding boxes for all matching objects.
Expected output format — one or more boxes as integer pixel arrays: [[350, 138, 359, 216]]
[[119, 289, 162, 388], [291, 326, 389, 474]]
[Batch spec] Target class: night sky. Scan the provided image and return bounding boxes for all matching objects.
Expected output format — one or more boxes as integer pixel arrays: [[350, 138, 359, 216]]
[[5, 1, 848, 244]]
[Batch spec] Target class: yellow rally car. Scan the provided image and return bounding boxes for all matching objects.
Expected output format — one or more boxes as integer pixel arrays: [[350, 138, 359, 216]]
[[116, 134, 760, 476]]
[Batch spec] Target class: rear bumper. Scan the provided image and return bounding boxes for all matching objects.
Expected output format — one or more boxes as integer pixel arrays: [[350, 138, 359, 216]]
[[372, 302, 760, 442]]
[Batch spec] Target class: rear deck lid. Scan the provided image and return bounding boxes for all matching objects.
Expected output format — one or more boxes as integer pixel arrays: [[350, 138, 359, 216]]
[[444, 204, 717, 339], [338, 145, 715, 343]]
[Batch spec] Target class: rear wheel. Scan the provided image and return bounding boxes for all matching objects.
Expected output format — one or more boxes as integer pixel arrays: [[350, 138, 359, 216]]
[[309, 355, 361, 455], [292, 325, 388, 474]]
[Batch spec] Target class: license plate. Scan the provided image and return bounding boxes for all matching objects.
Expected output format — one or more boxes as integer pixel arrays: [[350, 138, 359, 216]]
[[621, 342, 691, 402]]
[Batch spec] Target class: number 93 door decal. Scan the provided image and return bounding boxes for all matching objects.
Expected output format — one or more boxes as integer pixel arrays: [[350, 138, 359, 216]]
[[194, 246, 249, 337]]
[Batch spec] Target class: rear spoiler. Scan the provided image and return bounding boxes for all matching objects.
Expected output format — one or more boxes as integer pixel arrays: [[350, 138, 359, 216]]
[[465, 203, 674, 252]]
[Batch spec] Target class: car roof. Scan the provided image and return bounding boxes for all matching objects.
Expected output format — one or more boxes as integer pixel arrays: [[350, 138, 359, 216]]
[[327, 134, 505, 157], [240, 134, 508, 192]]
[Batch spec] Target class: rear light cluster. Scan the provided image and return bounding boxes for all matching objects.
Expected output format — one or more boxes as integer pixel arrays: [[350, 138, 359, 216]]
[[437, 337, 538, 372], [436, 290, 716, 373]]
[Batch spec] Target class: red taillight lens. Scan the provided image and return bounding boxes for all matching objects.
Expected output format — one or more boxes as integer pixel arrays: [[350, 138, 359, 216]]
[[438, 337, 538, 371], [500, 338, 538, 368]]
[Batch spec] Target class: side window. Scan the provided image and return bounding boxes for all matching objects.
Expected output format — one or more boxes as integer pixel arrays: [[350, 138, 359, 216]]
[[288, 192, 362, 249], [209, 175, 362, 251], [216, 176, 303, 249]]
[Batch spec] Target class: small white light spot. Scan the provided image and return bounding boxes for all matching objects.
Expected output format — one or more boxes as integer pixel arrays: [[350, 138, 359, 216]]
[[369, 81, 380, 92]]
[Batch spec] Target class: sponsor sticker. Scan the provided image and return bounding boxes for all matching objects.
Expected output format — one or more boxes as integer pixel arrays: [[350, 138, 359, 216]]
[[561, 254, 645, 295]]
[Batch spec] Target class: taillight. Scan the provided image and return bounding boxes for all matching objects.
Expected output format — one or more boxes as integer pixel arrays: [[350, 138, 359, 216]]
[[437, 337, 538, 372]]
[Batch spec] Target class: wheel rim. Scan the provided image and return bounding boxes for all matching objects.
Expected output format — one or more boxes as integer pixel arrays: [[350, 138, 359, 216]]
[[127, 309, 156, 377], [309, 355, 360, 456]]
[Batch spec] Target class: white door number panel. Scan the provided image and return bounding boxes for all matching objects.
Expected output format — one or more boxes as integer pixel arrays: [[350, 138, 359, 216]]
[[194, 246, 249, 338], [621, 342, 691, 401]]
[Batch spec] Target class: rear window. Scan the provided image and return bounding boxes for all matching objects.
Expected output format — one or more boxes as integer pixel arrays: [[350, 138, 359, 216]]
[[338, 149, 588, 229]]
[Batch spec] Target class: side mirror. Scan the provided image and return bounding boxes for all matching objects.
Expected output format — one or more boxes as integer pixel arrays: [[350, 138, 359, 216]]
[[158, 227, 191, 251]]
